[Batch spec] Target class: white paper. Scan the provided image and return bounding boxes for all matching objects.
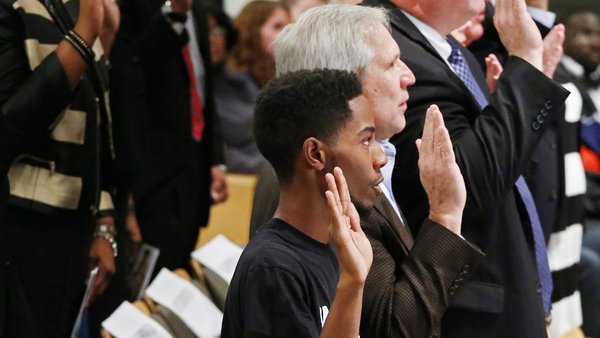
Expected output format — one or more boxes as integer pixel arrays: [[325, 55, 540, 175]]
[[191, 234, 243, 283], [145, 268, 223, 338], [102, 301, 173, 338]]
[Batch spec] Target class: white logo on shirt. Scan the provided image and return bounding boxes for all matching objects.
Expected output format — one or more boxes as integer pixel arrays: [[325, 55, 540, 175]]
[[319, 306, 329, 328]]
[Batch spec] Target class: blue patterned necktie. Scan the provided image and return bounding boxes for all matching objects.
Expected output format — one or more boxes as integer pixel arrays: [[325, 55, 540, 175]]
[[446, 38, 553, 313], [447, 40, 489, 109], [515, 177, 553, 313]]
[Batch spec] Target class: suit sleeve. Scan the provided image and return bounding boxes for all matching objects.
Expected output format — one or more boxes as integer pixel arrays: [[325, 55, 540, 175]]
[[139, 11, 189, 70], [360, 219, 484, 338], [0, 1, 73, 139], [393, 50, 570, 229]]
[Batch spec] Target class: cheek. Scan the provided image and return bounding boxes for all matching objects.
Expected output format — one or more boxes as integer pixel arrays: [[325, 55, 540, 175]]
[[211, 37, 224, 51], [261, 30, 275, 54], [345, 166, 368, 195]]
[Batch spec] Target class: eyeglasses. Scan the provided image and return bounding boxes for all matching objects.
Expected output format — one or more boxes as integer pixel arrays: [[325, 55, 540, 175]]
[[210, 26, 226, 38]]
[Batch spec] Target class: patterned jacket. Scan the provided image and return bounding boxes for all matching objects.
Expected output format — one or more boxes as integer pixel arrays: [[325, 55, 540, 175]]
[[0, 0, 114, 217]]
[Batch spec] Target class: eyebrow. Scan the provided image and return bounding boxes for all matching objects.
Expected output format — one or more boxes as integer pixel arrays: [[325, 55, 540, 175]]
[[358, 126, 376, 136]]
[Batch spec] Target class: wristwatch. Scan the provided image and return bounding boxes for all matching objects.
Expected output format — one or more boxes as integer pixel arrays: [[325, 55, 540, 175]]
[[161, 0, 187, 23]]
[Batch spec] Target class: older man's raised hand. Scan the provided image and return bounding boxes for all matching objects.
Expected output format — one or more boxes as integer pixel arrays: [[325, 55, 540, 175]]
[[494, 0, 544, 71], [416, 105, 465, 235]]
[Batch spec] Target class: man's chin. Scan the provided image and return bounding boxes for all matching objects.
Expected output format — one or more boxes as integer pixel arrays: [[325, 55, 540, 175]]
[[351, 195, 378, 215]]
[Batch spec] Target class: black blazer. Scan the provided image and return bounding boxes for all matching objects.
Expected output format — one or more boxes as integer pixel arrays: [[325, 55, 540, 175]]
[[469, 10, 587, 318], [361, 1, 571, 336], [111, 0, 224, 224]]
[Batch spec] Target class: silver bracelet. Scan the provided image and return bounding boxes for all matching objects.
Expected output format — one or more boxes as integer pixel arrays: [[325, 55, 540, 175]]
[[95, 223, 117, 236], [94, 231, 118, 258]]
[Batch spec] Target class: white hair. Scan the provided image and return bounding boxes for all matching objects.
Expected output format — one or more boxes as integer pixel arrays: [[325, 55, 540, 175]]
[[275, 4, 390, 78]]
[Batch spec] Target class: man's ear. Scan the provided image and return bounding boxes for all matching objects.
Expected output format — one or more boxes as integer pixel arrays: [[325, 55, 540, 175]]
[[303, 137, 327, 171]]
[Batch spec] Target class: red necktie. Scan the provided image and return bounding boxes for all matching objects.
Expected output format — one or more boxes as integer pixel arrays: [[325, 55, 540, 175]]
[[181, 43, 205, 141]]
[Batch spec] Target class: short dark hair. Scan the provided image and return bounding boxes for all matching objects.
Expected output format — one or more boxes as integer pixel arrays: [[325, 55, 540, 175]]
[[254, 69, 362, 184], [204, 6, 238, 51]]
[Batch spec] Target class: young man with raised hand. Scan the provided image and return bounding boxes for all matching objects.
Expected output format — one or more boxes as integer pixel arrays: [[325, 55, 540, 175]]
[[222, 67, 465, 337]]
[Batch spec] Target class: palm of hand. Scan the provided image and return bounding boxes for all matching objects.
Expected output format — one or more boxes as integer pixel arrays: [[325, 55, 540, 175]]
[[326, 168, 373, 284], [417, 105, 466, 229]]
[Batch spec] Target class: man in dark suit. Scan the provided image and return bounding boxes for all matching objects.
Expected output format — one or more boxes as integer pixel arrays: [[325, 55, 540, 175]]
[[467, 3, 588, 336], [120, 0, 227, 273], [87, 0, 227, 335], [255, 5, 485, 337], [359, 0, 570, 336]]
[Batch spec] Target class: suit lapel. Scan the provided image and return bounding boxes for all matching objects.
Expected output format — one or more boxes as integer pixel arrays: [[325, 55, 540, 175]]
[[389, 13, 441, 62], [373, 194, 414, 250]]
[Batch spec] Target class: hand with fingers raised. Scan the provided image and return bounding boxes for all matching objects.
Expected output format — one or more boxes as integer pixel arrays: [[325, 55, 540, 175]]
[[325, 167, 373, 286], [494, 0, 544, 71], [416, 105, 466, 235]]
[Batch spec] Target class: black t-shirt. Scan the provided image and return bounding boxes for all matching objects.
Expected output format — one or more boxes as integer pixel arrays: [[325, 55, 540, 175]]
[[221, 218, 339, 338]]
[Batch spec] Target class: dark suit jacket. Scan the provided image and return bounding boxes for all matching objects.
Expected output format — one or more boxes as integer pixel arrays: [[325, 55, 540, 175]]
[[470, 11, 589, 315], [111, 0, 224, 226], [360, 194, 484, 338], [360, 1, 570, 336]]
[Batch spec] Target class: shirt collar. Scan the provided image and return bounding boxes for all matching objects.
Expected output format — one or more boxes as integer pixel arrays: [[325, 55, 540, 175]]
[[377, 139, 396, 157], [402, 10, 453, 62]]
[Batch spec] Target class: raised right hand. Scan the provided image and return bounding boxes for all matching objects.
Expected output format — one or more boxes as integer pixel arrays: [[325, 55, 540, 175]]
[[325, 167, 372, 286], [416, 105, 465, 235], [494, 0, 543, 71]]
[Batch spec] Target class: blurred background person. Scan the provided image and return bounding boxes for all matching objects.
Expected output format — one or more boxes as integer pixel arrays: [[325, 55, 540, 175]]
[[214, 0, 290, 174], [206, 6, 238, 71], [113, 0, 228, 276], [560, 9, 600, 338], [465, 3, 588, 337], [280, 0, 327, 21]]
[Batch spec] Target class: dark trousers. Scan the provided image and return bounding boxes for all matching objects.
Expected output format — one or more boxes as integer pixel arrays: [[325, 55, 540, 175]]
[[5, 206, 94, 338], [0, 230, 34, 338], [135, 143, 209, 276]]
